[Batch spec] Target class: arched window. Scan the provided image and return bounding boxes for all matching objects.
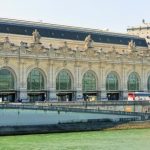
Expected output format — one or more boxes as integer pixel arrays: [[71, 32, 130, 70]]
[[147, 76, 150, 91], [56, 70, 71, 90], [82, 71, 96, 91], [106, 72, 118, 91], [27, 69, 44, 90], [0, 69, 14, 90], [128, 72, 139, 91]]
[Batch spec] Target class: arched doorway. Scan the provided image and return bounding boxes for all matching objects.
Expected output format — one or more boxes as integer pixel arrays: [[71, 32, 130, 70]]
[[0, 68, 16, 102], [56, 70, 73, 101], [106, 72, 119, 100], [128, 72, 140, 91], [82, 71, 97, 101], [27, 68, 46, 102]]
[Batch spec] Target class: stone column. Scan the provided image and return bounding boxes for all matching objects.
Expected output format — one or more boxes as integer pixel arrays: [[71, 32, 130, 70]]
[[141, 65, 147, 91], [100, 64, 107, 100], [48, 60, 57, 101], [74, 61, 82, 101], [19, 60, 28, 100], [122, 65, 128, 100]]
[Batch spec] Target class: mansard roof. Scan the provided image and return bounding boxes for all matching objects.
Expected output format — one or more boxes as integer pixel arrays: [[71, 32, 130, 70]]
[[0, 18, 148, 47]]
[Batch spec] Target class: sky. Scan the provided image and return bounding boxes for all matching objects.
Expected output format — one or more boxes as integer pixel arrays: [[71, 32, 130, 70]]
[[0, 0, 150, 33]]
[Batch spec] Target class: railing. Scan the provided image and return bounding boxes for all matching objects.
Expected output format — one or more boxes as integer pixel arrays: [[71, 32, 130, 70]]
[[0, 103, 149, 119], [38, 100, 150, 106], [1, 100, 150, 106]]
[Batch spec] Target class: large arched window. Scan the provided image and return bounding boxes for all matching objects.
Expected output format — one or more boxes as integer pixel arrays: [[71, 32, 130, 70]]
[[106, 72, 118, 91], [56, 70, 72, 90], [0, 69, 14, 90], [147, 76, 150, 91], [128, 72, 139, 91], [82, 71, 96, 91], [27, 69, 44, 90]]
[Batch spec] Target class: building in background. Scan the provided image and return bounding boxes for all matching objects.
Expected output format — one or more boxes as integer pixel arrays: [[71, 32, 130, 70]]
[[127, 20, 150, 47], [0, 18, 149, 102]]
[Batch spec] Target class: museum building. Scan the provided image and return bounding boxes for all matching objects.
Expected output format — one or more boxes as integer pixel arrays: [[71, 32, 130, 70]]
[[0, 18, 149, 102]]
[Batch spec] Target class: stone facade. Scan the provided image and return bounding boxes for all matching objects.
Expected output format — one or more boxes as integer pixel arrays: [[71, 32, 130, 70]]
[[0, 19, 150, 102]]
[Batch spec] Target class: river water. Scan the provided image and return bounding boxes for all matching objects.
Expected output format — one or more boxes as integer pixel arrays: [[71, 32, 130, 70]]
[[0, 129, 149, 150]]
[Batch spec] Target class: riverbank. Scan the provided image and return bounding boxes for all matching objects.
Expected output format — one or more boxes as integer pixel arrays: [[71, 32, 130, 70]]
[[104, 120, 150, 130], [0, 119, 150, 136]]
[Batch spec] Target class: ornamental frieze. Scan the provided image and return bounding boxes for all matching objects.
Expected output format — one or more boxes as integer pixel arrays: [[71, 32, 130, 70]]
[[0, 30, 149, 62]]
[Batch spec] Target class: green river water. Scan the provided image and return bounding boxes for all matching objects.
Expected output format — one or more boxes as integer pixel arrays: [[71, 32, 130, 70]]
[[0, 129, 149, 150]]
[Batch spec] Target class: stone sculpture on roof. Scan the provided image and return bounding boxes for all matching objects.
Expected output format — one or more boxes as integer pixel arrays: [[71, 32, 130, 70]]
[[32, 29, 41, 43], [84, 35, 93, 49], [128, 40, 136, 50]]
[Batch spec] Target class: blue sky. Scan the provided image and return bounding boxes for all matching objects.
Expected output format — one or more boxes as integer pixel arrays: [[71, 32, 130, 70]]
[[0, 0, 150, 32]]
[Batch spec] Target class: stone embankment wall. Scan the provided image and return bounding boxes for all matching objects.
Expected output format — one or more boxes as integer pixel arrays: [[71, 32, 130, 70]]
[[0, 119, 149, 136]]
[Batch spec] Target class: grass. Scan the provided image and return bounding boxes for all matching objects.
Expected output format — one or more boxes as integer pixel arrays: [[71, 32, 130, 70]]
[[0, 129, 150, 150]]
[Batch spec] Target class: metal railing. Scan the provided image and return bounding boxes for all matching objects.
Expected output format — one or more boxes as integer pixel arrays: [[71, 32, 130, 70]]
[[0, 102, 149, 118]]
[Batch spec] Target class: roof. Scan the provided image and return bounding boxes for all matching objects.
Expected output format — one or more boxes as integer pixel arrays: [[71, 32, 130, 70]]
[[0, 18, 148, 47]]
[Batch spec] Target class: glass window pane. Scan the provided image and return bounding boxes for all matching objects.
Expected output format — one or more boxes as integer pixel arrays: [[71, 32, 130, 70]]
[[82, 71, 96, 91], [56, 70, 71, 90], [106, 73, 118, 91], [27, 69, 44, 90], [128, 72, 139, 91], [0, 69, 14, 90]]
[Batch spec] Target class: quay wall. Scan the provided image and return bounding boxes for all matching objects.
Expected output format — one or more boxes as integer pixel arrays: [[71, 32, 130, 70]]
[[0, 120, 150, 136]]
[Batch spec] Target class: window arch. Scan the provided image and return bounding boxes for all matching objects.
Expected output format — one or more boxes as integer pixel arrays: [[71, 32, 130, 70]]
[[128, 72, 139, 91], [106, 72, 118, 91], [27, 69, 44, 90], [0, 69, 14, 90], [147, 76, 150, 91], [82, 71, 96, 91], [56, 70, 72, 90]]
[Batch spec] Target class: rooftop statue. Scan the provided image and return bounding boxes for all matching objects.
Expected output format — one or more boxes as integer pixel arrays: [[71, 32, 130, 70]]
[[32, 29, 41, 43], [84, 35, 93, 49], [128, 40, 136, 50], [3, 37, 11, 50]]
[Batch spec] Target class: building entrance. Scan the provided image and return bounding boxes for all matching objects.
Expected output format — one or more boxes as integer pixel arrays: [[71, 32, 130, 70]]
[[107, 93, 119, 100], [0, 93, 15, 102], [57, 93, 72, 101], [83, 93, 97, 101], [28, 93, 45, 102]]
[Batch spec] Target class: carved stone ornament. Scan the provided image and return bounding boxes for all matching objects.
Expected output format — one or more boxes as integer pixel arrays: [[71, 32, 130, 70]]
[[80, 50, 87, 58], [3, 37, 11, 50], [32, 29, 41, 44], [3, 57, 9, 65], [45, 44, 54, 57], [62, 41, 69, 57], [128, 40, 136, 50], [30, 43, 44, 54], [84, 35, 93, 49], [20, 41, 28, 54]]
